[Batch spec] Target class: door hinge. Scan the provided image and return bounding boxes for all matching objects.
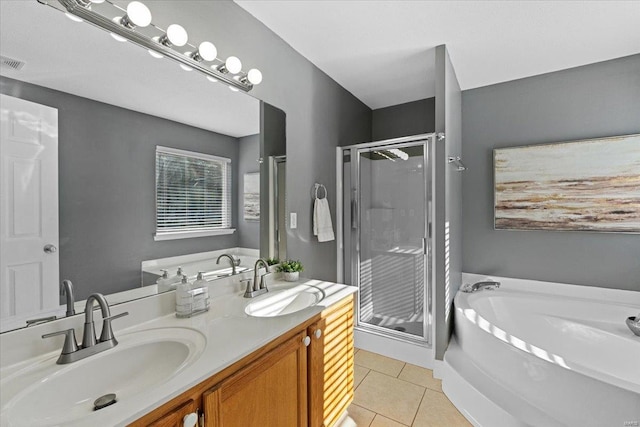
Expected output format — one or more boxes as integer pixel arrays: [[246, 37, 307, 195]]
[[199, 409, 205, 427]]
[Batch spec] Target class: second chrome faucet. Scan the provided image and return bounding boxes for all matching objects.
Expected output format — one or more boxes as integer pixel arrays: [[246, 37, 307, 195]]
[[242, 258, 270, 298]]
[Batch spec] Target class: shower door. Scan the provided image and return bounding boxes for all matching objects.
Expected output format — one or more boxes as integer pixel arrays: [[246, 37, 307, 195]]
[[342, 136, 431, 343]]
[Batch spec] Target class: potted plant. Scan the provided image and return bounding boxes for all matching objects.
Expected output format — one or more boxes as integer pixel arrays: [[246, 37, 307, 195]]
[[277, 259, 303, 282], [266, 257, 280, 273]]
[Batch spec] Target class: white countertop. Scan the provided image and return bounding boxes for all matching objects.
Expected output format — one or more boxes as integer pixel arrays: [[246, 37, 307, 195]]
[[0, 277, 356, 427]]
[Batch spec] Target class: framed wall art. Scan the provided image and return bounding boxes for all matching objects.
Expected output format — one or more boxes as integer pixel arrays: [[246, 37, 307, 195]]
[[494, 134, 640, 233]]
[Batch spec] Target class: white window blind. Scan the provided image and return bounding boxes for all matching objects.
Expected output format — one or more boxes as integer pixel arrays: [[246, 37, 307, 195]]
[[156, 146, 232, 239]]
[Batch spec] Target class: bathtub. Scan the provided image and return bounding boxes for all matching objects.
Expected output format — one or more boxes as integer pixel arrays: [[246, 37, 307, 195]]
[[442, 274, 640, 427]]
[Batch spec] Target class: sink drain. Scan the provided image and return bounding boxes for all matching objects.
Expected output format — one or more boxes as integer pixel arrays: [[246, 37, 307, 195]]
[[94, 393, 117, 411]]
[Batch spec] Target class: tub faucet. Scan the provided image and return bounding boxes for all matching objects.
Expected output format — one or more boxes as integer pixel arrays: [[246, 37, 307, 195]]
[[42, 293, 128, 364], [61, 280, 76, 317], [461, 281, 501, 293], [216, 253, 239, 275]]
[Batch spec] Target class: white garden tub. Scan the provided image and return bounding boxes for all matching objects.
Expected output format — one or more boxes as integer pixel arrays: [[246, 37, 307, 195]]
[[442, 274, 640, 427]]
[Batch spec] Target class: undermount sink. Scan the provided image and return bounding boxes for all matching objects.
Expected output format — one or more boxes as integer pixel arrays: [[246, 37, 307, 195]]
[[1, 327, 205, 427], [245, 285, 325, 317]]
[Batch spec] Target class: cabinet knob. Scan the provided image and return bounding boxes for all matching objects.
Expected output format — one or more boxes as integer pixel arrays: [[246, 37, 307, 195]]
[[303, 336, 311, 347], [183, 412, 198, 427], [314, 329, 322, 339]]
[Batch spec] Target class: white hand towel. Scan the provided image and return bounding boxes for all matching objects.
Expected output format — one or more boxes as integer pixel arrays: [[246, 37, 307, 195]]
[[313, 197, 335, 242]]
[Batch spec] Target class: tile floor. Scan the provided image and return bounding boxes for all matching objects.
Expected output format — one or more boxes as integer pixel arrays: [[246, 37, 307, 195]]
[[340, 348, 471, 427]]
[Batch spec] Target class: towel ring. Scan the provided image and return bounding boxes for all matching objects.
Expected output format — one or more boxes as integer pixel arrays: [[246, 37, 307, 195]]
[[314, 183, 327, 200]]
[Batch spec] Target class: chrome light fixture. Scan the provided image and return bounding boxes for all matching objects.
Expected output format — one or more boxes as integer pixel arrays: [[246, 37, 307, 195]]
[[38, 0, 262, 92]]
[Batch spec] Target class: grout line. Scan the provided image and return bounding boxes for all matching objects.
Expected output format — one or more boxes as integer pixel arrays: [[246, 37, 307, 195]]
[[396, 362, 406, 378], [354, 368, 371, 393], [410, 387, 428, 426]]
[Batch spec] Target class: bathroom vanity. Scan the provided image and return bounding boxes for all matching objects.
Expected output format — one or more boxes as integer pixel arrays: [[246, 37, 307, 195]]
[[0, 277, 356, 427], [133, 292, 353, 427]]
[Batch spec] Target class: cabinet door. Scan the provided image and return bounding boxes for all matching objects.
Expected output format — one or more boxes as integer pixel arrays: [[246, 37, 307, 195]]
[[308, 296, 355, 427], [147, 398, 198, 427], [203, 331, 308, 427]]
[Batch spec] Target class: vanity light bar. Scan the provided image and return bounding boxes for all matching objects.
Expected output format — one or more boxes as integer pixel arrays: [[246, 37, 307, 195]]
[[38, 0, 260, 93]]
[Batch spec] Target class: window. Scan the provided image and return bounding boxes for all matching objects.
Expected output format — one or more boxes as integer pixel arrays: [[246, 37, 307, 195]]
[[155, 146, 234, 240]]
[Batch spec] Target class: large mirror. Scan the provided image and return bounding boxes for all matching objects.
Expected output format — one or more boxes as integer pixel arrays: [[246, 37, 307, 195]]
[[0, 1, 286, 333]]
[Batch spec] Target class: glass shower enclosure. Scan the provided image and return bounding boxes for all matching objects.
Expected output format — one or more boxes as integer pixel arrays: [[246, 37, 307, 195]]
[[340, 135, 432, 344]]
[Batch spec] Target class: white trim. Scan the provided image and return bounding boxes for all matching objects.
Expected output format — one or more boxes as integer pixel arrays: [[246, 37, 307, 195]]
[[335, 147, 344, 283], [154, 228, 236, 241], [156, 145, 231, 163]]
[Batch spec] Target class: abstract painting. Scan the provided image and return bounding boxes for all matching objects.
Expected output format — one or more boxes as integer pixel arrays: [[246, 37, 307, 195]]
[[494, 134, 640, 233], [243, 172, 260, 221]]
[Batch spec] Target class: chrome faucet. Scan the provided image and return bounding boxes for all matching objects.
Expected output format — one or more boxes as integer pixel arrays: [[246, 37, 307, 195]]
[[61, 279, 76, 317], [242, 258, 270, 298], [216, 253, 239, 275], [42, 293, 128, 364], [25, 279, 76, 327], [461, 281, 501, 293]]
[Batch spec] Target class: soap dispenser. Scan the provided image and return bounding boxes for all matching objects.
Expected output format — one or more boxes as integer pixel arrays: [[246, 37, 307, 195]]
[[175, 275, 193, 318], [156, 269, 174, 292], [193, 271, 207, 287], [191, 272, 210, 312], [171, 267, 184, 284]]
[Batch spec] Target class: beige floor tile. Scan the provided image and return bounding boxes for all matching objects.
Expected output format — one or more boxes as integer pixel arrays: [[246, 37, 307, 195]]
[[342, 403, 375, 427], [398, 364, 442, 392], [353, 371, 425, 426], [412, 389, 472, 427], [354, 365, 370, 389], [371, 414, 408, 427], [355, 349, 405, 377]]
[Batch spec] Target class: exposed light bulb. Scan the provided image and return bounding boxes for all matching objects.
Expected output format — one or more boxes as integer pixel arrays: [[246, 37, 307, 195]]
[[247, 69, 262, 85], [122, 1, 151, 28], [164, 24, 188, 47], [225, 56, 242, 74], [196, 42, 217, 61], [180, 64, 193, 72], [65, 13, 83, 22], [148, 49, 163, 59]]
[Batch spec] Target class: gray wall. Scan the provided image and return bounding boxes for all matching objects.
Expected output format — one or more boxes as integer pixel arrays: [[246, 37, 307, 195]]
[[237, 133, 260, 249], [434, 46, 463, 360], [148, 1, 372, 280], [372, 98, 436, 141], [1, 76, 243, 300], [462, 54, 640, 291]]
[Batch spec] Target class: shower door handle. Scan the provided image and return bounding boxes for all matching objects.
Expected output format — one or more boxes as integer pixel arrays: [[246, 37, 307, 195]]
[[351, 188, 358, 229], [422, 237, 428, 255]]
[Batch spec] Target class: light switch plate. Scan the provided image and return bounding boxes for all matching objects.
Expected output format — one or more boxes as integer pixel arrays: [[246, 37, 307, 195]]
[[290, 212, 297, 229]]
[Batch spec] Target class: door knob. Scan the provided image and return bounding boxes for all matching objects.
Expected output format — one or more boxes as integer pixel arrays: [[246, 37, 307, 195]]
[[44, 244, 57, 254]]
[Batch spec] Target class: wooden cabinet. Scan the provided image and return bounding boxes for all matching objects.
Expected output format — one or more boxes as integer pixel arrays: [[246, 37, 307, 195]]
[[203, 331, 308, 427], [308, 297, 355, 427], [130, 294, 354, 427], [147, 399, 198, 427]]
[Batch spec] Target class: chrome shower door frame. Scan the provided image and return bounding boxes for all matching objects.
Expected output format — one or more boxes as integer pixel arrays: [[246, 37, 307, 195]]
[[338, 134, 434, 346]]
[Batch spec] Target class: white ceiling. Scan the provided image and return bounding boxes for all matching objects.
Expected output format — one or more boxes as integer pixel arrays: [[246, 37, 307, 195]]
[[0, 1, 259, 138], [235, 1, 640, 109]]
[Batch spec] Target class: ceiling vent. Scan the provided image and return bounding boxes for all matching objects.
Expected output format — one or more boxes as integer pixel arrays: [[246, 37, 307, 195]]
[[0, 55, 25, 71]]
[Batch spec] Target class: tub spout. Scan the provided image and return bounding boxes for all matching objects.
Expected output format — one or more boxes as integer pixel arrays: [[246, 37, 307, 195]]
[[461, 281, 501, 293]]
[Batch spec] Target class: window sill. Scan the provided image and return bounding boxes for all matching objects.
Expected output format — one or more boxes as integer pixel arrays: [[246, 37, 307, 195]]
[[154, 228, 236, 241]]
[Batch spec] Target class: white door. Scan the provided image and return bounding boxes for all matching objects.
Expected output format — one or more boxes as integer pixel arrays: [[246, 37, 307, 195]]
[[0, 94, 59, 331]]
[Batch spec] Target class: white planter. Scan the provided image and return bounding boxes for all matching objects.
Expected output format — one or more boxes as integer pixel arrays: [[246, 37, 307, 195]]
[[283, 272, 299, 282]]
